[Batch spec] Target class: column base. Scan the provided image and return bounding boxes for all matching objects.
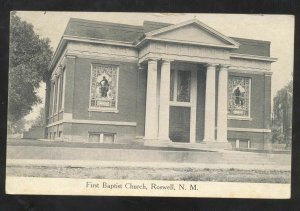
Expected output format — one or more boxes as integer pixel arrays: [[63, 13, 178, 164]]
[[202, 139, 216, 142], [200, 141, 232, 149], [216, 139, 228, 143], [144, 138, 172, 147]]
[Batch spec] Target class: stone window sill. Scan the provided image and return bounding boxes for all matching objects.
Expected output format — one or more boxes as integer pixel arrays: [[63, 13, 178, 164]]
[[228, 116, 252, 121], [88, 108, 119, 113]]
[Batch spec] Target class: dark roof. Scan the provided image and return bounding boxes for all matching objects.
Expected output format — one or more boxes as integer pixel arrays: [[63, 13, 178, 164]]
[[143, 20, 172, 33], [63, 18, 271, 57], [64, 18, 144, 43], [231, 37, 270, 57]]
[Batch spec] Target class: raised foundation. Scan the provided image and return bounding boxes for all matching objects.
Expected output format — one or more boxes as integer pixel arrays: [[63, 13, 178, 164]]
[[144, 140, 232, 150], [144, 139, 172, 147]]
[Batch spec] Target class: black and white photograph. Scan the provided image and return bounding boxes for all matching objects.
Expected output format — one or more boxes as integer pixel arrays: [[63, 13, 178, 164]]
[[5, 12, 294, 198]]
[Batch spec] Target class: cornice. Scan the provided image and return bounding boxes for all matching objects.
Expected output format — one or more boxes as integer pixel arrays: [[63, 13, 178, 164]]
[[230, 53, 277, 62]]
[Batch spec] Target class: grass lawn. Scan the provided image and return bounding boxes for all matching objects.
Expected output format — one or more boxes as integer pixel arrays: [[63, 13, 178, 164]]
[[6, 165, 290, 183]]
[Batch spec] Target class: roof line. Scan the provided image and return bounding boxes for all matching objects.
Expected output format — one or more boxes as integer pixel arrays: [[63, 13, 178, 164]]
[[145, 19, 240, 47], [68, 17, 144, 30]]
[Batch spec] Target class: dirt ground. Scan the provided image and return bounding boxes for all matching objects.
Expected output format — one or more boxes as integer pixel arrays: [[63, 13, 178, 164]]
[[6, 165, 290, 183]]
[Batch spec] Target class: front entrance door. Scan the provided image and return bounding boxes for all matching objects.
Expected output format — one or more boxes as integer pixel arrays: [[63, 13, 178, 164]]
[[169, 106, 190, 142], [168, 67, 197, 143]]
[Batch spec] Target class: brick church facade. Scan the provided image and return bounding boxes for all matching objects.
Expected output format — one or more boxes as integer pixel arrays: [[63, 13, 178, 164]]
[[45, 18, 276, 150]]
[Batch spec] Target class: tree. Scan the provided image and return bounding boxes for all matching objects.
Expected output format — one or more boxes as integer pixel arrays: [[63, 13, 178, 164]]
[[30, 107, 45, 128], [7, 118, 26, 134], [272, 80, 293, 148], [8, 12, 53, 133]]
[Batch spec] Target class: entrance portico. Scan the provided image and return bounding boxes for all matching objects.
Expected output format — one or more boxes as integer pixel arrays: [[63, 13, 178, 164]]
[[143, 59, 231, 148], [138, 19, 239, 148]]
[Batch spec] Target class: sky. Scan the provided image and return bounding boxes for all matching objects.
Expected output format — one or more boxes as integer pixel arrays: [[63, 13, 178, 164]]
[[15, 12, 294, 126]]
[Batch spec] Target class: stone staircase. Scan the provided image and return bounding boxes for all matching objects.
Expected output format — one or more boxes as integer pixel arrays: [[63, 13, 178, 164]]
[[145, 141, 232, 151]]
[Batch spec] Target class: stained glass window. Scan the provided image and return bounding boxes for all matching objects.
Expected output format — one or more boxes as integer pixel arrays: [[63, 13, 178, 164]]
[[228, 76, 251, 117], [177, 71, 191, 102], [169, 70, 191, 103], [90, 64, 118, 110]]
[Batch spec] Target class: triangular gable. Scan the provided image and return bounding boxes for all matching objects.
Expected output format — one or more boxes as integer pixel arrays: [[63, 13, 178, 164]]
[[145, 19, 239, 48]]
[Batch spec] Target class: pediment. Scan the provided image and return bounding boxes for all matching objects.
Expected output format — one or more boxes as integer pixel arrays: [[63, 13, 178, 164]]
[[145, 19, 239, 48]]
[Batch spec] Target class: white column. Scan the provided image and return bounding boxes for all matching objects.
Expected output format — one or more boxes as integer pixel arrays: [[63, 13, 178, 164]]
[[217, 65, 229, 142], [203, 64, 217, 142], [189, 70, 197, 143], [56, 76, 61, 113], [100, 133, 104, 143], [144, 59, 158, 140], [51, 76, 57, 116], [158, 60, 171, 141]]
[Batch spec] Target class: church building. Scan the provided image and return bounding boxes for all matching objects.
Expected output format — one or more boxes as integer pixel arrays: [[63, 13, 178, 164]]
[[45, 18, 277, 150]]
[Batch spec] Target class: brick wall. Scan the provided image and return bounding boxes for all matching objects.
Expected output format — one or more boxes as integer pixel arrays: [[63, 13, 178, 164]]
[[71, 57, 138, 122], [227, 72, 271, 129]]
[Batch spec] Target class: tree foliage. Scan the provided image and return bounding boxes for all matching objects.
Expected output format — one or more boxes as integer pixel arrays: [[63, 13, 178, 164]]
[[8, 12, 53, 126], [30, 107, 45, 128], [272, 80, 293, 146]]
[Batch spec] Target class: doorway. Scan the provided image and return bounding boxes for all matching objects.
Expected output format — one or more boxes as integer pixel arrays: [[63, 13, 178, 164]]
[[168, 67, 197, 143], [169, 106, 190, 142]]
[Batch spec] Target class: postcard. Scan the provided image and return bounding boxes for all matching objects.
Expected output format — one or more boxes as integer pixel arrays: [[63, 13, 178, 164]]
[[6, 12, 294, 198]]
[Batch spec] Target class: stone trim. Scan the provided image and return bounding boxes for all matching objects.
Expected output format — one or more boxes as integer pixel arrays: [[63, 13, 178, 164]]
[[228, 116, 253, 121], [144, 19, 240, 48], [46, 120, 63, 127], [46, 119, 137, 127], [229, 69, 273, 75], [228, 127, 271, 133], [139, 37, 238, 49], [64, 35, 135, 47], [230, 53, 277, 62]]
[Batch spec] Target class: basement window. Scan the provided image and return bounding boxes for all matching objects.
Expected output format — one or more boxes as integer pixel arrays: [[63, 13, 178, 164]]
[[235, 139, 250, 149], [89, 132, 116, 143]]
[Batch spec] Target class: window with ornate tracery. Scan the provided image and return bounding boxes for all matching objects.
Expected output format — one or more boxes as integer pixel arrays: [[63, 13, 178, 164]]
[[170, 69, 191, 103], [228, 76, 251, 117], [89, 64, 119, 111]]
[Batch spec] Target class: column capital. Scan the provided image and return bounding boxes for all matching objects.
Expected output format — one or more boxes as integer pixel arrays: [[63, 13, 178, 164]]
[[51, 73, 58, 82], [137, 64, 144, 71], [161, 58, 174, 63], [65, 54, 77, 59], [205, 63, 219, 68], [264, 72, 273, 76], [147, 58, 159, 63], [219, 64, 230, 70], [57, 65, 63, 75]]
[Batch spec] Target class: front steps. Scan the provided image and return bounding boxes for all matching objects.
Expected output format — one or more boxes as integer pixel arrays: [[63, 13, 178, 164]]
[[144, 141, 233, 151]]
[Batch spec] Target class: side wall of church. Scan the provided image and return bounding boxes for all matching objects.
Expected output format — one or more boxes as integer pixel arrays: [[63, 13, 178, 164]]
[[72, 57, 138, 121], [51, 56, 140, 143], [227, 71, 272, 149]]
